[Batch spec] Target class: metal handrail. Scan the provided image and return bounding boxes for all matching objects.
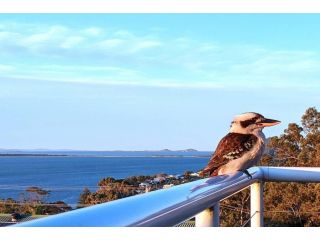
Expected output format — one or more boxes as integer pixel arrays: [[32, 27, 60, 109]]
[[13, 167, 320, 227]]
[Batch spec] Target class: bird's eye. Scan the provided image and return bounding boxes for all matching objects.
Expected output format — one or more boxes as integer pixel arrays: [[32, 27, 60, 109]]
[[256, 118, 264, 123]]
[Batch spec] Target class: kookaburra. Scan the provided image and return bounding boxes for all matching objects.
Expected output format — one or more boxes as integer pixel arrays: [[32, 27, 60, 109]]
[[200, 112, 280, 178]]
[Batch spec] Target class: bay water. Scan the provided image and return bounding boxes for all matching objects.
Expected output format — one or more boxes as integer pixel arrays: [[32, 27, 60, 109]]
[[0, 152, 210, 205]]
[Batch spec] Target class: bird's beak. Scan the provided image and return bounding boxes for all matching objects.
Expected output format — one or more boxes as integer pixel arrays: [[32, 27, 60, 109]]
[[259, 118, 281, 127]]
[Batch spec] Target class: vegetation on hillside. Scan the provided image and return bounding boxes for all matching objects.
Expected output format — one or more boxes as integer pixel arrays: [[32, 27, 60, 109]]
[[78, 172, 200, 208], [0, 187, 71, 215]]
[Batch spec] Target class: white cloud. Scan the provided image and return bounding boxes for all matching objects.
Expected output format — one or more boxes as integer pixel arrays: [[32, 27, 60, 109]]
[[226, 49, 320, 82], [114, 30, 134, 37], [98, 38, 124, 49], [83, 27, 103, 36], [130, 40, 162, 52], [0, 31, 14, 40], [0, 22, 164, 56], [0, 64, 14, 72], [22, 25, 68, 45], [0, 21, 320, 90], [198, 43, 220, 52], [60, 36, 84, 49]]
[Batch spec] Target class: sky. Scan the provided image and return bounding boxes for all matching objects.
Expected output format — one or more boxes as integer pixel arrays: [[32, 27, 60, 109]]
[[0, 14, 319, 151]]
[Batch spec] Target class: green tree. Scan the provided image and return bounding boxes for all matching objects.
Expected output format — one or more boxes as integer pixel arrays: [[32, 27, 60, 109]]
[[78, 181, 137, 207], [260, 107, 320, 226]]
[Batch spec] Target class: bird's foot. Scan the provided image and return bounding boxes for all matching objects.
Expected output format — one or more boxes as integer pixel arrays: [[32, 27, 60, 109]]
[[240, 169, 252, 179]]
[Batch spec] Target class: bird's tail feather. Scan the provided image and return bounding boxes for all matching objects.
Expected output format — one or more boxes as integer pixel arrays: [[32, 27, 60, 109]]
[[198, 165, 220, 178]]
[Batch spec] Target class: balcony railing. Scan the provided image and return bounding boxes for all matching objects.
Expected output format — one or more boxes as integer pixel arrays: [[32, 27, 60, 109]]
[[13, 166, 320, 227]]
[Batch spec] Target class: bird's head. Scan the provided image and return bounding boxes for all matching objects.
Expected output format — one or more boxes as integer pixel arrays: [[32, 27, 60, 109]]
[[229, 112, 281, 134]]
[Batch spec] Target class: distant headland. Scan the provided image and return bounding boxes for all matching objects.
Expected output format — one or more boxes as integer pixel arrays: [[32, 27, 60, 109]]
[[0, 149, 212, 157]]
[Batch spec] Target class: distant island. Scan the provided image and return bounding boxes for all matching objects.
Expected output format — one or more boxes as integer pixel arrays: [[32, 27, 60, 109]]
[[159, 148, 198, 152], [0, 153, 69, 157], [0, 149, 211, 157]]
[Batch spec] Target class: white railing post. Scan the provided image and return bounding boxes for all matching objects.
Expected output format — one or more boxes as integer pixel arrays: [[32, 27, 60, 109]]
[[250, 181, 264, 227], [195, 202, 220, 227], [195, 207, 213, 227]]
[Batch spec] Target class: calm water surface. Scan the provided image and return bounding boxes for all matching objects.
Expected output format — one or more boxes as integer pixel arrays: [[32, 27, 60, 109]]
[[0, 155, 209, 204]]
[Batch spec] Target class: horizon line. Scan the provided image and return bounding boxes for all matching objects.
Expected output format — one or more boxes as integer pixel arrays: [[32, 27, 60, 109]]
[[0, 148, 213, 152]]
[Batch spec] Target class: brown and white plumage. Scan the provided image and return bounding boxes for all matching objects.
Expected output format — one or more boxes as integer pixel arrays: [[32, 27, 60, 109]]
[[200, 112, 280, 177]]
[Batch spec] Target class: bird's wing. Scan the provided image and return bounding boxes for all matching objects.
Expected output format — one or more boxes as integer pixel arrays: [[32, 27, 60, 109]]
[[200, 133, 258, 177]]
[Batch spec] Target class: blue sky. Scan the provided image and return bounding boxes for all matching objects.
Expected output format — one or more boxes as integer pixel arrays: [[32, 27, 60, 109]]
[[0, 14, 319, 150]]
